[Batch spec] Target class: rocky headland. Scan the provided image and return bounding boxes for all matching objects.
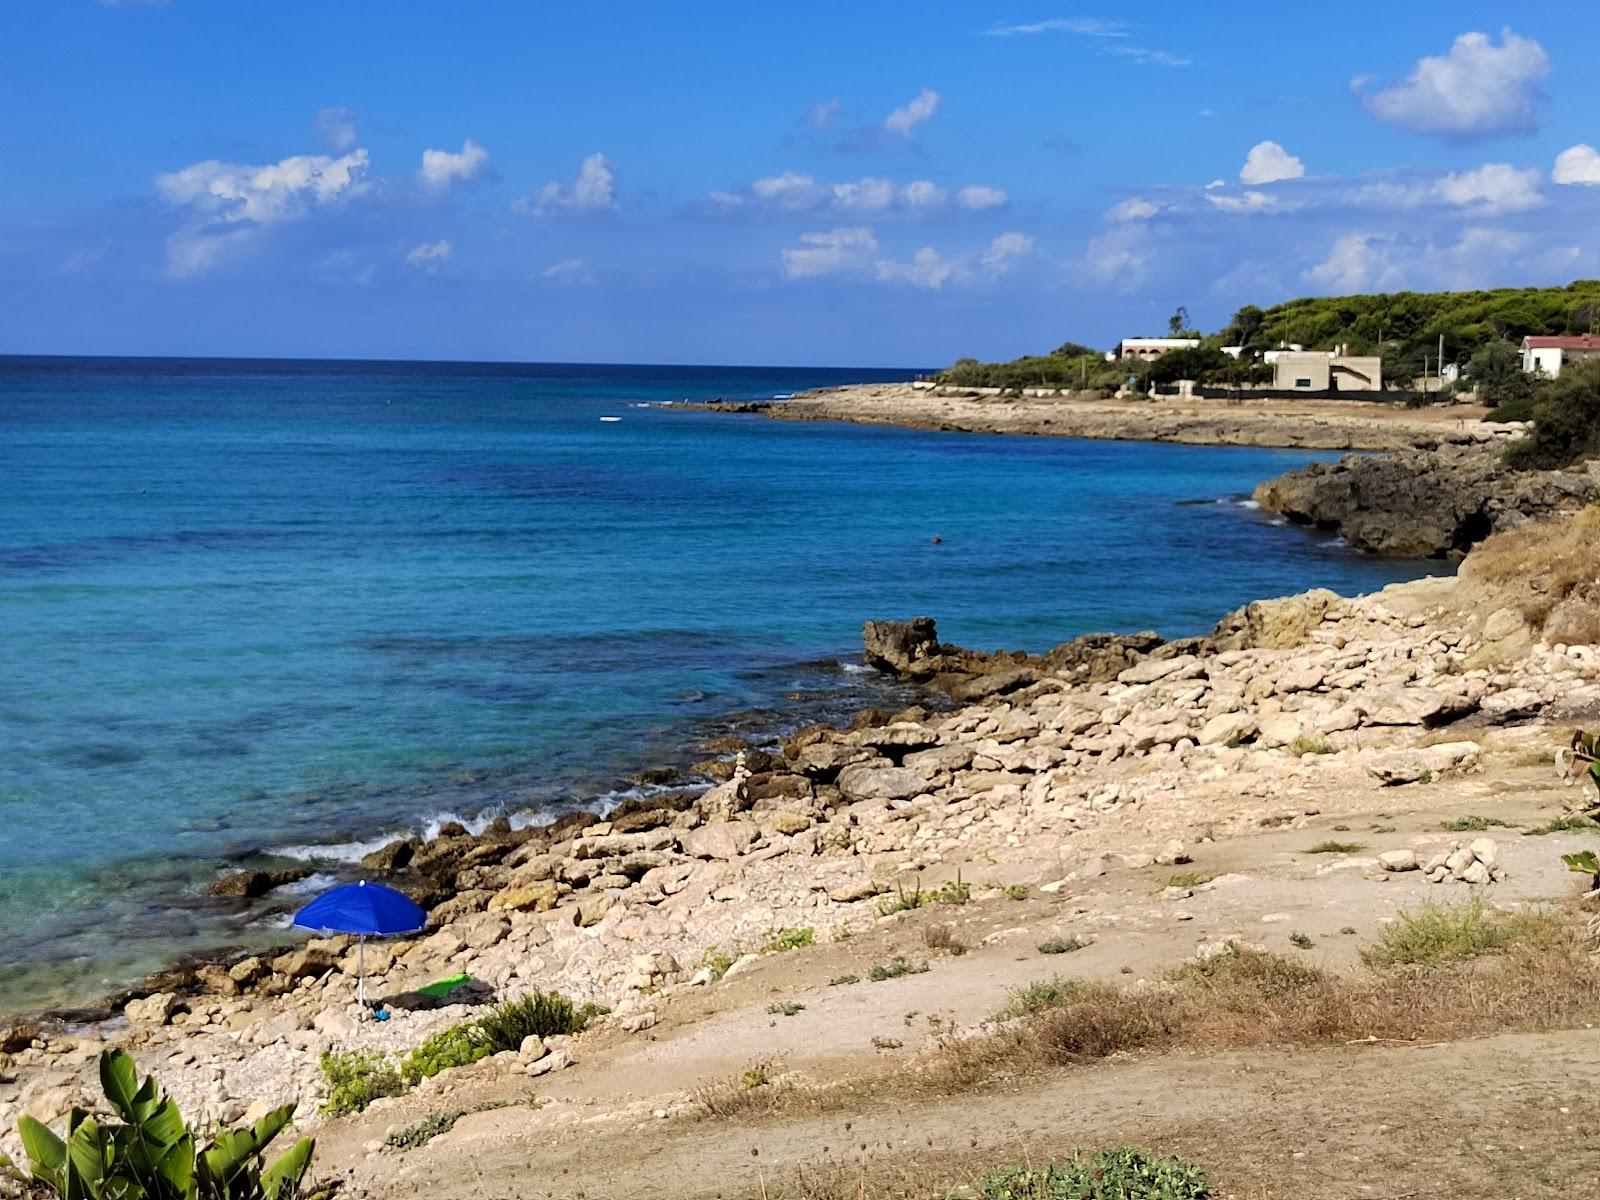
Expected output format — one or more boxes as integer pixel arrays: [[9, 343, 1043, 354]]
[[672, 382, 1520, 452]]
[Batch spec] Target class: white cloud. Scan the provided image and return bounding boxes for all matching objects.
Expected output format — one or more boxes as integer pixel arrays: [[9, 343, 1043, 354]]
[[833, 177, 898, 212], [1239, 140, 1304, 184], [313, 106, 358, 152], [782, 227, 879, 279], [513, 153, 618, 216], [884, 88, 940, 136], [1103, 45, 1190, 67], [730, 174, 998, 216], [1433, 162, 1542, 213], [154, 148, 370, 277], [1109, 197, 1160, 222], [420, 139, 491, 189], [984, 18, 1128, 37], [405, 240, 451, 270], [541, 257, 596, 285], [979, 232, 1035, 274], [1355, 29, 1549, 140], [875, 246, 954, 290], [1082, 225, 1154, 286], [954, 184, 1008, 211], [1206, 189, 1280, 213], [1553, 144, 1600, 186], [806, 99, 841, 129], [1304, 233, 1405, 292]]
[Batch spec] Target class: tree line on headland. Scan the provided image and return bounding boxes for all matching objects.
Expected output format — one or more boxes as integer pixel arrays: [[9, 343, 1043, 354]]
[[938, 281, 1600, 395], [935, 281, 1600, 470]]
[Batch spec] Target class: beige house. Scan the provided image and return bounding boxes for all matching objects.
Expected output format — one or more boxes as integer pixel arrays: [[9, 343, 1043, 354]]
[[1113, 337, 1200, 361], [1271, 350, 1382, 392]]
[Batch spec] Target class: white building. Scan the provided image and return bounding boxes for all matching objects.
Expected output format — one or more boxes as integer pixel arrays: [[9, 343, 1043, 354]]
[[1113, 337, 1200, 361], [1521, 335, 1600, 378]]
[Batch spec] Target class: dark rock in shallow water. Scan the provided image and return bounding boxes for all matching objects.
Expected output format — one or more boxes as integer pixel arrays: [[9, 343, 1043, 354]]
[[1254, 443, 1596, 558], [205, 866, 311, 899], [362, 837, 418, 875], [862, 617, 941, 676]]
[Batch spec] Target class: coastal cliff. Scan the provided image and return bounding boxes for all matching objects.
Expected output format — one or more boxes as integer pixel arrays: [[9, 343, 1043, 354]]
[[1254, 444, 1599, 557]]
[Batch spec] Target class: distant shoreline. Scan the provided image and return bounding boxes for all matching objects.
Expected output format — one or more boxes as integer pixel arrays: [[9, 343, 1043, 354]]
[[669, 381, 1519, 453]]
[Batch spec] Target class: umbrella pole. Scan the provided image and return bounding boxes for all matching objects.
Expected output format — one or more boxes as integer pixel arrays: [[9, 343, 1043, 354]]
[[358, 935, 366, 1008]]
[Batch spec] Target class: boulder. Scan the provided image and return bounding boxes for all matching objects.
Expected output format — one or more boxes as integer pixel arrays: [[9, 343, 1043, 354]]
[[679, 820, 758, 861], [270, 947, 337, 981], [490, 881, 559, 913], [836, 764, 928, 803], [862, 617, 942, 677], [360, 838, 418, 874], [125, 992, 180, 1027], [205, 867, 311, 899], [1377, 849, 1419, 872]]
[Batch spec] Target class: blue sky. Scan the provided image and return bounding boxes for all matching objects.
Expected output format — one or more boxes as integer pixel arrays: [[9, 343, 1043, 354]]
[[3, 2, 1599, 366]]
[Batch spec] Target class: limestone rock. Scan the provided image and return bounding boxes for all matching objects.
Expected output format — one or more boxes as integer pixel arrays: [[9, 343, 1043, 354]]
[[1377, 849, 1419, 872], [125, 993, 180, 1027], [836, 765, 928, 803], [679, 820, 758, 860]]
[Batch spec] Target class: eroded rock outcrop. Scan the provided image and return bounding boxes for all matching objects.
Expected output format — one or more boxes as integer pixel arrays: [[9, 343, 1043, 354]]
[[1253, 444, 1596, 557]]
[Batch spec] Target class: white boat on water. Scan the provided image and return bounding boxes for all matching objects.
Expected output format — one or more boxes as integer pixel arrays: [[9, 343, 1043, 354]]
[[599, 415, 622, 422]]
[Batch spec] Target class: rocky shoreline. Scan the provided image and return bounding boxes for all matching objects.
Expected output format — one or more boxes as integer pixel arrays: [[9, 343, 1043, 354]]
[[668, 382, 1522, 452], [6, 521, 1599, 1148]]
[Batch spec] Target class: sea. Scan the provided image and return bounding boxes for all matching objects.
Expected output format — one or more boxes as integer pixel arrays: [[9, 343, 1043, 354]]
[[0, 356, 1436, 1014]]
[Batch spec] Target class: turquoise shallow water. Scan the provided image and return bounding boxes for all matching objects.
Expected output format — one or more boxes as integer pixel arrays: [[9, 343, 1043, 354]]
[[0, 357, 1434, 1012]]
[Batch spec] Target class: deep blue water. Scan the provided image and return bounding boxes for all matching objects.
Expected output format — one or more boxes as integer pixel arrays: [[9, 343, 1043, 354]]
[[0, 356, 1435, 1012]]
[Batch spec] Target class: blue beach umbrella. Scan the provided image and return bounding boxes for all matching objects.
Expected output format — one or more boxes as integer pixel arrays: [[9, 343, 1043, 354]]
[[293, 880, 427, 1005]]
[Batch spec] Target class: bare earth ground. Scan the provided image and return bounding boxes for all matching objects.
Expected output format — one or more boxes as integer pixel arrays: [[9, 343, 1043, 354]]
[[320, 753, 1600, 1199], [707, 383, 1502, 452]]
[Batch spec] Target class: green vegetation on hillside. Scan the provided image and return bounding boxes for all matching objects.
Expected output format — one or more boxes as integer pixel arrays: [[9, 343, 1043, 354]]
[[937, 282, 1600, 397]]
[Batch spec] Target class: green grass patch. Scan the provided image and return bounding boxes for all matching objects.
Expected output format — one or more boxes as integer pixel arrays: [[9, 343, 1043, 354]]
[[1037, 936, 1087, 956], [1164, 871, 1215, 889], [1441, 815, 1515, 832], [867, 956, 929, 982], [1524, 814, 1600, 836], [766, 1001, 805, 1017], [1306, 840, 1365, 854], [477, 990, 605, 1053], [699, 944, 736, 978], [320, 1049, 404, 1116], [1288, 735, 1333, 757], [980, 1148, 1211, 1199], [1364, 897, 1565, 971], [385, 1109, 464, 1151], [400, 1022, 494, 1086], [999, 977, 1081, 1020], [762, 926, 815, 954], [828, 973, 859, 987]]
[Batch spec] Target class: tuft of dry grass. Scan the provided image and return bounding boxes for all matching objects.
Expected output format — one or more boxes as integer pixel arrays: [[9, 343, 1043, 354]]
[[1363, 897, 1565, 969], [1464, 505, 1600, 640], [922, 923, 968, 956]]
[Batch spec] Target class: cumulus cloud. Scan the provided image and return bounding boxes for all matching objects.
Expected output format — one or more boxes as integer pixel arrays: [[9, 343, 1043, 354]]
[[954, 184, 1008, 210], [1433, 162, 1542, 213], [884, 88, 940, 136], [806, 99, 841, 129], [513, 153, 618, 216], [1355, 29, 1549, 140], [313, 106, 358, 152], [1239, 140, 1304, 184], [1109, 197, 1160, 222], [726, 173, 1000, 216], [1553, 144, 1600, 186], [978, 232, 1035, 274], [1082, 225, 1154, 287], [781, 226, 879, 279], [154, 148, 370, 274], [419, 139, 491, 189], [1305, 233, 1405, 293], [405, 240, 451, 270], [875, 247, 953, 290]]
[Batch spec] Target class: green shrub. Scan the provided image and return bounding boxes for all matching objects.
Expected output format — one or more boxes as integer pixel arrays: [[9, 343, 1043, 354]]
[[699, 944, 736, 978], [981, 1147, 1211, 1199], [1288, 734, 1332, 757], [477, 990, 604, 1052], [1506, 358, 1600, 469], [1440, 815, 1513, 832], [1364, 897, 1565, 970], [867, 956, 929, 982], [1523, 814, 1600, 836], [1289, 932, 1314, 949], [321, 1048, 405, 1116], [762, 926, 815, 954], [400, 1023, 494, 1085], [1038, 937, 1086, 956], [4, 1049, 319, 1199], [1306, 840, 1365, 854], [766, 1002, 805, 1017], [1164, 871, 1215, 889], [1000, 977, 1081, 1019]]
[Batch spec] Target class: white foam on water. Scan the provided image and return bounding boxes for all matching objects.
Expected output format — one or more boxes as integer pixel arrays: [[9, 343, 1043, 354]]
[[276, 832, 409, 864], [840, 662, 872, 675], [1318, 537, 1348, 549], [1236, 498, 1261, 510]]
